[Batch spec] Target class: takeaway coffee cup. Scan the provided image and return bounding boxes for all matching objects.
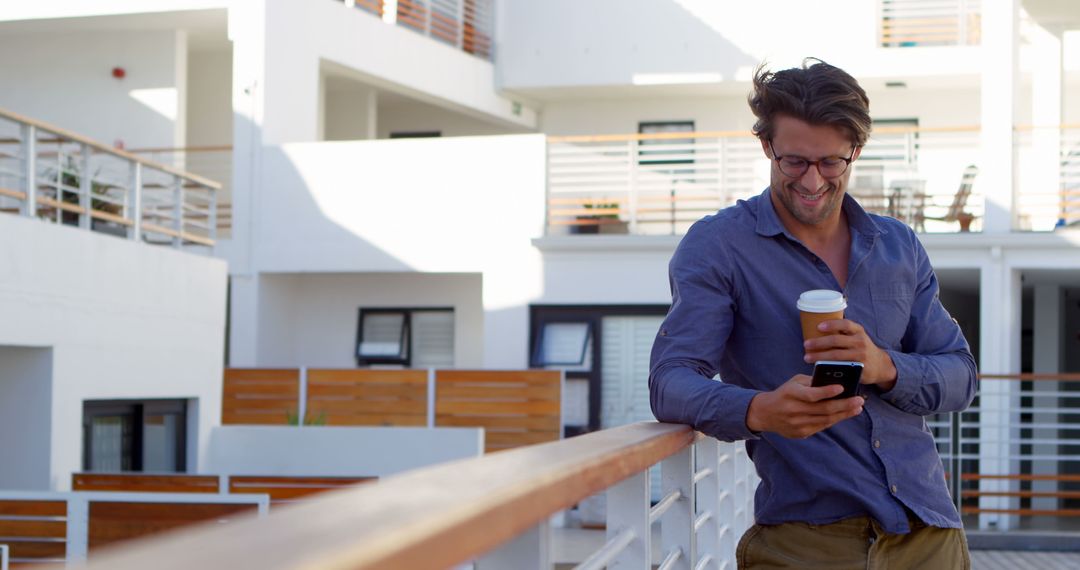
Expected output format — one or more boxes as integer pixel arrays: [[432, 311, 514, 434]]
[[797, 290, 847, 341]]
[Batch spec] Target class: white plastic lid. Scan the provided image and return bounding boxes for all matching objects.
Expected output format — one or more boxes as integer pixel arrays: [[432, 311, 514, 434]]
[[797, 289, 847, 313]]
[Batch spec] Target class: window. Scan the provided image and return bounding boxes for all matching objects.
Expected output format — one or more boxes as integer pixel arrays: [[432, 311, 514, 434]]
[[389, 131, 442, 139], [356, 308, 454, 367], [532, 322, 592, 369], [638, 121, 695, 166], [83, 400, 187, 472]]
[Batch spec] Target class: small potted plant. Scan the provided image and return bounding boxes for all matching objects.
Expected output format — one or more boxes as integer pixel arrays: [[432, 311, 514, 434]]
[[572, 200, 628, 234]]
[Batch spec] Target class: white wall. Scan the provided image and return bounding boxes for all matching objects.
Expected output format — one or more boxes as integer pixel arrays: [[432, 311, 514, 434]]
[[378, 99, 529, 139], [253, 0, 535, 146], [0, 30, 185, 150], [230, 134, 545, 368], [256, 272, 483, 368], [207, 425, 483, 477], [0, 215, 227, 489], [0, 1, 228, 21], [187, 46, 233, 147], [0, 347, 53, 490], [497, 0, 980, 90]]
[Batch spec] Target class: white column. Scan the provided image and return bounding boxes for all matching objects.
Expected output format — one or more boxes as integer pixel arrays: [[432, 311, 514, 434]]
[[977, 253, 1022, 530], [228, 273, 261, 366], [1032, 284, 1064, 512], [1029, 22, 1063, 230], [979, 0, 1019, 232], [365, 88, 378, 140]]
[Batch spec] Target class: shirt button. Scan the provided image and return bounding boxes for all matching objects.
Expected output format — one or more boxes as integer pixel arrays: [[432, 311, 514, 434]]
[[890, 485, 898, 494], [874, 440, 881, 448]]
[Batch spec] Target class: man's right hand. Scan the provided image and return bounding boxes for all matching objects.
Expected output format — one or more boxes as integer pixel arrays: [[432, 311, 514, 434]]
[[745, 374, 864, 439]]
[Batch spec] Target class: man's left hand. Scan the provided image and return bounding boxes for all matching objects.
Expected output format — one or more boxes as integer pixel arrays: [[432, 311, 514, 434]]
[[803, 318, 897, 391]]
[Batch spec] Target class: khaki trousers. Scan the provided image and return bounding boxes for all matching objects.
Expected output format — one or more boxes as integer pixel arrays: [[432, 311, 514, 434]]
[[736, 513, 970, 570]]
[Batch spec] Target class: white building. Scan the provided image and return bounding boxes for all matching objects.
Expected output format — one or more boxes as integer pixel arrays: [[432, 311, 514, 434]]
[[1, 0, 1080, 531]]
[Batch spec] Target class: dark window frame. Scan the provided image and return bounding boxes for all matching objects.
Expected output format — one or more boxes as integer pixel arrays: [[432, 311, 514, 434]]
[[529, 304, 669, 436], [355, 307, 454, 367], [82, 399, 187, 473], [389, 131, 442, 139]]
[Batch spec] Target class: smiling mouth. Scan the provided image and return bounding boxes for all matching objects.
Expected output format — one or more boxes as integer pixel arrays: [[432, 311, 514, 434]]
[[793, 186, 829, 202]]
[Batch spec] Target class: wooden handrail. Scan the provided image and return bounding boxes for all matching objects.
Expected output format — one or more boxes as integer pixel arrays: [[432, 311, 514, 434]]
[[978, 373, 1080, 381], [0, 106, 221, 190], [73, 422, 696, 570]]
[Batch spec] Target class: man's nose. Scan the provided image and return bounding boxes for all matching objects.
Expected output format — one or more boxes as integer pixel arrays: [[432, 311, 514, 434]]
[[799, 163, 826, 189]]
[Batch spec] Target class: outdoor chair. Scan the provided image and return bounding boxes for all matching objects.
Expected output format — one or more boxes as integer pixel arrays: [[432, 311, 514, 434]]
[[915, 165, 978, 232]]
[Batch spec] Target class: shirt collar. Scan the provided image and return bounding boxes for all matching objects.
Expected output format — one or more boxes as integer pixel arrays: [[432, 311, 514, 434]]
[[755, 187, 888, 239]]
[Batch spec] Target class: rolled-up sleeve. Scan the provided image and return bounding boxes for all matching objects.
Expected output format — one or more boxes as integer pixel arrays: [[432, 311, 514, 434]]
[[879, 240, 978, 415], [649, 227, 760, 442]]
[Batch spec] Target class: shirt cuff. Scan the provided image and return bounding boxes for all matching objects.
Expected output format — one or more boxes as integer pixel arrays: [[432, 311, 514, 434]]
[[878, 350, 919, 407], [700, 385, 761, 442]]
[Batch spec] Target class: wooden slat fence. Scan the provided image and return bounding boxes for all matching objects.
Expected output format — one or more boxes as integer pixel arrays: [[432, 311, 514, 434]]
[[305, 369, 428, 426], [222, 368, 563, 452], [71, 473, 376, 508], [0, 499, 67, 566], [435, 370, 561, 453], [222, 368, 300, 425], [0, 492, 267, 567]]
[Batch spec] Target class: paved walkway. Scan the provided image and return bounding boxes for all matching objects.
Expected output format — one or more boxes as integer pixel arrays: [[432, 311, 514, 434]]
[[972, 550, 1080, 570]]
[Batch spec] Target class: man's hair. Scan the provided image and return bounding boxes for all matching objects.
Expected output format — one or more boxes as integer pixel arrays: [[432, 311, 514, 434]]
[[748, 58, 871, 147]]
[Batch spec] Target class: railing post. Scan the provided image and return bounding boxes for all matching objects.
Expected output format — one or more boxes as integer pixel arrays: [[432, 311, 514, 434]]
[[607, 470, 650, 569], [0, 543, 8, 570], [427, 367, 437, 427], [716, 442, 737, 562], [660, 446, 694, 570], [67, 494, 90, 563], [128, 162, 142, 242], [474, 518, 550, 570], [455, 0, 465, 49], [172, 174, 183, 248], [951, 409, 963, 514], [208, 184, 218, 243], [298, 366, 308, 427], [628, 139, 639, 234], [693, 438, 720, 569], [21, 124, 36, 218], [79, 144, 92, 230]]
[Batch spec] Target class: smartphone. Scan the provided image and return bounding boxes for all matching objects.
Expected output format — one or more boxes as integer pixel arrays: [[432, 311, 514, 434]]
[[811, 360, 864, 400]]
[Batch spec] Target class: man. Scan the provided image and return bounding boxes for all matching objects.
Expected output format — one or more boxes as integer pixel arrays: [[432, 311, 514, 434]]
[[648, 59, 977, 569]]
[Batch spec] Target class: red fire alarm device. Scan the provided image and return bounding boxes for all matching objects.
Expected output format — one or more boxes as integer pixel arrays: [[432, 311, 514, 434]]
[[111, 67, 126, 79]]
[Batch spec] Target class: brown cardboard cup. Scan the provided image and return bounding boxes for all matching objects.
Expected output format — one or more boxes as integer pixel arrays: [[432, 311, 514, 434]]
[[797, 290, 847, 341]]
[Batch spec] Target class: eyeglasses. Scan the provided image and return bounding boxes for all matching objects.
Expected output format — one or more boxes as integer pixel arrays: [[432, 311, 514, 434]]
[[769, 141, 857, 178]]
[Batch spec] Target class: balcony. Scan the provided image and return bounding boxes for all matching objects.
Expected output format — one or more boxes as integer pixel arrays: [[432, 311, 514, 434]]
[[879, 0, 982, 48], [545, 124, 1080, 237], [0, 108, 220, 248], [336, 0, 494, 61]]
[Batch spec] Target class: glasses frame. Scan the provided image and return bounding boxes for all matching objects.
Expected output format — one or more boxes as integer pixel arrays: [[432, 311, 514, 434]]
[[768, 140, 857, 179]]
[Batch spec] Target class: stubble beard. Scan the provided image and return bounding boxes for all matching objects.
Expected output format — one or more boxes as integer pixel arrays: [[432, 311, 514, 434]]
[[772, 173, 845, 227]]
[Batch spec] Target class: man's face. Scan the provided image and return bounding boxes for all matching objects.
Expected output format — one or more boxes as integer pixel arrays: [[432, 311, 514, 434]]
[[763, 114, 861, 229]]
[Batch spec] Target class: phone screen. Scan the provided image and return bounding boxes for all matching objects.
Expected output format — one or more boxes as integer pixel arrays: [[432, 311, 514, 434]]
[[811, 361, 864, 400]]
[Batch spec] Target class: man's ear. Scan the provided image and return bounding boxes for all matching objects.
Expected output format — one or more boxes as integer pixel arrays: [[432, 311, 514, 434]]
[[760, 138, 771, 158], [852, 146, 863, 161]]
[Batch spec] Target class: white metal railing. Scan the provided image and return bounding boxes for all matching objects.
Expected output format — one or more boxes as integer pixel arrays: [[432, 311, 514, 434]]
[[0, 544, 7, 570], [57, 422, 757, 569], [0, 107, 220, 248], [878, 0, 981, 48], [341, 0, 494, 60], [127, 145, 233, 236], [929, 374, 1080, 532], [0, 491, 267, 566], [548, 125, 1080, 236]]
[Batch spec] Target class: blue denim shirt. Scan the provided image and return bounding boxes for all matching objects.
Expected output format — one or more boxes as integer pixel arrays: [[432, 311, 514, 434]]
[[649, 189, 978, 534]]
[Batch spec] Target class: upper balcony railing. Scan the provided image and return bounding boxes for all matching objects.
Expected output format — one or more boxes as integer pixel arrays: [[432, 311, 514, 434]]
[[879, 0, 981, 48], [546, 124, 1080, 237], [0, 107, 220, 248], [339, 0, 494, 61]]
